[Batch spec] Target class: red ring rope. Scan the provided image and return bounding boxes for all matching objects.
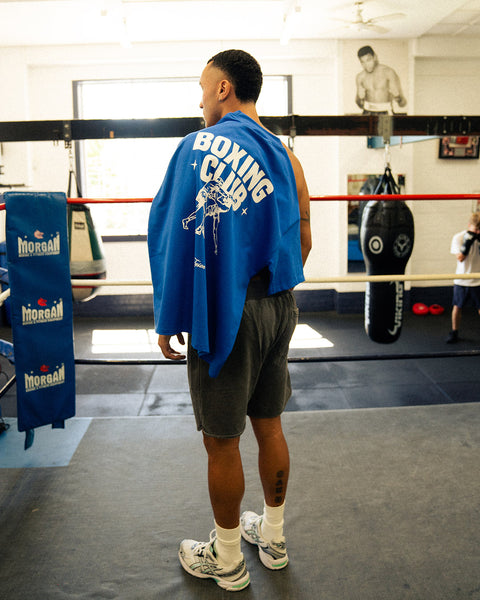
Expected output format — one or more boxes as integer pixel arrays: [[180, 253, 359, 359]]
[[0, 193, 479, 210], [65, 193, 480, 202], [310, 193, 480, 201], [65, 193, 480, 203]]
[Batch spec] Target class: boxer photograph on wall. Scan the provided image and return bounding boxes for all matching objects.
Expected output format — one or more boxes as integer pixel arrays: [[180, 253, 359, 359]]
[[342, 40, 409, 116]]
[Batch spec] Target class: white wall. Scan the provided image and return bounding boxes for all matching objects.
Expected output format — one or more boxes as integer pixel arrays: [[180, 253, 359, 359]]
[[1, 37, 480, 298], [410, 43, 480, 287]]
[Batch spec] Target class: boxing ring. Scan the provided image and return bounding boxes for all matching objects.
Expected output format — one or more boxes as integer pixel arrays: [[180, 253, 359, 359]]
[[1, 192, 479, 367], [1, 117, 480, 600], [1, 114, 480, 438]]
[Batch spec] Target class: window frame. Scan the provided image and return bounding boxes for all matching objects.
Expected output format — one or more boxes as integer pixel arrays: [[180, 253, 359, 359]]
[[72, 75, 293, 242]]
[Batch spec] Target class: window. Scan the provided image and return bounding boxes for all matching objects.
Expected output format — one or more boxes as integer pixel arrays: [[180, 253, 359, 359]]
[[74, 76, 291, 239]]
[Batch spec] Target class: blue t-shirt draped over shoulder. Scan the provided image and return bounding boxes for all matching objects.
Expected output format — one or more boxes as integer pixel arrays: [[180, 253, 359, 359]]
[[148, 111, 304, 377]]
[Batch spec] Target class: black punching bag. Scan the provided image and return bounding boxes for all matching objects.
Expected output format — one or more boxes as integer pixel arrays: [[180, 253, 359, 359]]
[[360, 168, 414, 343]]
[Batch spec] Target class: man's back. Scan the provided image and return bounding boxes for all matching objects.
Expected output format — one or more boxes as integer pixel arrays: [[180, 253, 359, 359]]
[[148, 110, 304, 376]]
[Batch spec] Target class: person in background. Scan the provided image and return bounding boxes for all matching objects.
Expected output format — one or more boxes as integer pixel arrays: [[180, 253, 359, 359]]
[[446, 211, 480, 343], [148, 49, 311, 591]]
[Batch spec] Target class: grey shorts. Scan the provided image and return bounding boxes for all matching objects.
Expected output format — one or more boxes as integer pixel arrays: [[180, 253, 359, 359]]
[[187, 286, 299, 439]]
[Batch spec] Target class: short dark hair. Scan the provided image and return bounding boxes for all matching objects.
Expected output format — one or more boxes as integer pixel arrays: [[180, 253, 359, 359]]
[[358, 45, 374, 59], [469, 212, 480, 228], [208, 49, 263, 103]]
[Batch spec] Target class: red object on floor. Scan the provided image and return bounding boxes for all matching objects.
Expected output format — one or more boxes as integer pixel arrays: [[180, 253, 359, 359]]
[[412, 302, 429, 315], [429, 304, 445, 315]]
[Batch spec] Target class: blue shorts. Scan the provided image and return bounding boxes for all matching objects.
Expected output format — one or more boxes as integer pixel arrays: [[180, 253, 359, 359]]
[[187, 283, 298, 438], [452, 285, 480, 309]]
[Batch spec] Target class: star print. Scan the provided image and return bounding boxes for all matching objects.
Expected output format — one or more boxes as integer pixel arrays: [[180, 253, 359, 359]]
[[191, 160, 198, 170], [242, 208, 248, 216]]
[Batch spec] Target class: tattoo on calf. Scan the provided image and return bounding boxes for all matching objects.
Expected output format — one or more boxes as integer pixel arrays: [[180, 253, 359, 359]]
[[274, 470, 285, 504]]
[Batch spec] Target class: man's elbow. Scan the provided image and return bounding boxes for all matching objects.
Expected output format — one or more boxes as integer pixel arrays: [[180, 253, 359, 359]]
[[355, 96, 364, 109]]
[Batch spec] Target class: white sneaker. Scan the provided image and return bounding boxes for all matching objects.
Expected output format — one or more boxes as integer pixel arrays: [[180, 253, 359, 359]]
[[178, 530, 250, 592], [240, 511, 289, 570]]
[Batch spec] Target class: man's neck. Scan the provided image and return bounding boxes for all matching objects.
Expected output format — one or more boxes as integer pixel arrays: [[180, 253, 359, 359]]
[[222, 100, 264, 129]]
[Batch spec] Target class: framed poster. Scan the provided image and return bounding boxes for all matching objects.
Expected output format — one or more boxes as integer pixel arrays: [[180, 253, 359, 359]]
[[439, 136, 479, 159], [343, 40, 408, 116]]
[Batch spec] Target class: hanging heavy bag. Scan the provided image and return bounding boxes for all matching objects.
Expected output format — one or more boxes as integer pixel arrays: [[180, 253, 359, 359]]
[[360, 167, 414, 343], [66, 163, 106, 302], [68, 204, 107, 302]]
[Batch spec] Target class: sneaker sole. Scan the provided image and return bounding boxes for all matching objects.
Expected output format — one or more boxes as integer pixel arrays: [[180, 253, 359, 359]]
[[258, 547, 289, 570], [240, 523, 289, 571], [178, 551, 250, 591]]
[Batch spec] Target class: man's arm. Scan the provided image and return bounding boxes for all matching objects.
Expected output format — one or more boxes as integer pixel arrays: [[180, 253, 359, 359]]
[[355, 72, 366, 109], [284, 146, 312, 266], [457, 230, 477, 262], [451, 232, 466, 263], [386, 67, 407, 107]]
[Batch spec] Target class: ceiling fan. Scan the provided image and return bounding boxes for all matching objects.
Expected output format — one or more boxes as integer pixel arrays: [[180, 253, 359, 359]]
[[335, 1, 406, 34]]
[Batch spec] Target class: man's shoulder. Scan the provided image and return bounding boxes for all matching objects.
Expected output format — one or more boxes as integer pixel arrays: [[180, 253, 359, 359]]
[[183, 116, 236, 144], [378, 63, 397, 77], [181, 130, 201, 145]]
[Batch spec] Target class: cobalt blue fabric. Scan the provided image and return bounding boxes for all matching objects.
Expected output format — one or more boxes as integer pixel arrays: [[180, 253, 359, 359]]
[[4, 192, 75, 437], [148, 112, 304, 377]]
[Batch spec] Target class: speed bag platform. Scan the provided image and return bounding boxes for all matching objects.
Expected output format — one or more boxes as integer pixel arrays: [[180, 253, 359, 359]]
[[360, 200, 414, 344], [4, 191, 75, 447]]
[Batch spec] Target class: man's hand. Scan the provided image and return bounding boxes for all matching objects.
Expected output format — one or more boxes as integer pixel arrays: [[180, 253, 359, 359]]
[[158, 333, 186, 360]]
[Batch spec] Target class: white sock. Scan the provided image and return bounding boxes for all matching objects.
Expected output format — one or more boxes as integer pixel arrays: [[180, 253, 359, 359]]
[[261, 501, 285, 542], [214, 522, 242, 566]]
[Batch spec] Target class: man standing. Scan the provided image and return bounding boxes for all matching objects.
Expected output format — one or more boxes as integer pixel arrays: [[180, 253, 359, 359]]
[[355, 45, 407, 114], [148, 49, 311, 591], [446, 212, 480, 343]]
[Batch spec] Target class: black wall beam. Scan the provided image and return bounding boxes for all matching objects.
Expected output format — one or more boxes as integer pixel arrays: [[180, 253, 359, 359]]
[[0, 115, 479, 143]]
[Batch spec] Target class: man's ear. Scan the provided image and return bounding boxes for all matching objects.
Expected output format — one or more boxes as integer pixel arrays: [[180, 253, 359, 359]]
[[218, 79, 232, 101]]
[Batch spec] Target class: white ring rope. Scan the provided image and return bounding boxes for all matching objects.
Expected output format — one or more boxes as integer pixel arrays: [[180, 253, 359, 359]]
[[70, 273, 480, 287], [0, 274, 476, 307], [306, 273, 480, 284]]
